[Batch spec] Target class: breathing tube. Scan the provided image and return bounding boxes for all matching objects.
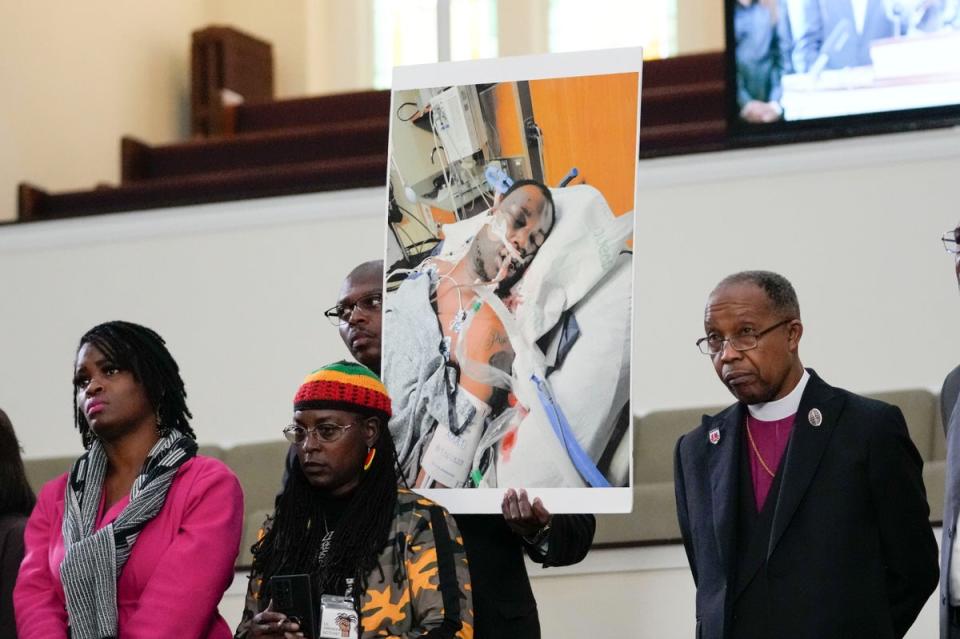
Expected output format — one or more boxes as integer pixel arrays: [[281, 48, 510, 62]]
[[429, 207, 613, 488], [468, 284, 610, 488]]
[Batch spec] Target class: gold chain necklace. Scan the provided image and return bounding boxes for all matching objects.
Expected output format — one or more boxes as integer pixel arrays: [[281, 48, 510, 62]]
[[745, 418, 776, 478]]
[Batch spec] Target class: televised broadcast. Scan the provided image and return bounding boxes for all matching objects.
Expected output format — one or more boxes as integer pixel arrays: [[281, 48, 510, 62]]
[[733, 0, 960, 122]]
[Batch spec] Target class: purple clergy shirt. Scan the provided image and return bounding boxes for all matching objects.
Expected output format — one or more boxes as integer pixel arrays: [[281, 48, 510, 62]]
[[746, 413, 795, 511]]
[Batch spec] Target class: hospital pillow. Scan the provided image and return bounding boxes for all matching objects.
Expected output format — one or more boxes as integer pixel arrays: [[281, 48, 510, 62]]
[[515, 184, 633, 344]]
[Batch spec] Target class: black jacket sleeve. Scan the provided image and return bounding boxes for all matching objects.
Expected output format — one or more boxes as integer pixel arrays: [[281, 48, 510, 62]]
[[674, 434, 698, 586], [526, 514, 596, 567]]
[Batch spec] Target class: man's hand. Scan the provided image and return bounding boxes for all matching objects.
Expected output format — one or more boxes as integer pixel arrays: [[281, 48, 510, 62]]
[[740, 100, 782, 123], [502, 488, 552, 539]]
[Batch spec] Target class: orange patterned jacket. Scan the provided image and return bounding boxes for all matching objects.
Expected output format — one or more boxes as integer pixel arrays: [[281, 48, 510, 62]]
[[236, 488, 473, 639]]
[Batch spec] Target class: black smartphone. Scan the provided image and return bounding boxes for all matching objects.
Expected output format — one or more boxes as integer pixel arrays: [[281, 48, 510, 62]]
[[269, 573, 318, 639]]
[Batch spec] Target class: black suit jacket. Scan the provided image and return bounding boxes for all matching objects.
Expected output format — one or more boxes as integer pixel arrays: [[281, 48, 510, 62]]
[[674, 371, 938, 639], [456, 512, 595, 639]]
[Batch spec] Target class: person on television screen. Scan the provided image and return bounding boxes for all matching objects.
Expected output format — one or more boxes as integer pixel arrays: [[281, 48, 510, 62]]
[[735, 0, 794, 123], [792, 0, 946, 73], [674, 270, 938, 638]]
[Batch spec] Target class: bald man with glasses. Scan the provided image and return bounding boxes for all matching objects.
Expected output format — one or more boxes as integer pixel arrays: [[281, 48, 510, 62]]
[[674, 270, 937, 639]]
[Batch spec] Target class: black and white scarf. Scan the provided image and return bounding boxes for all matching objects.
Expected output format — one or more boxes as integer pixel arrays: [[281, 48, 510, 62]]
[[60, 429, 197, 639]]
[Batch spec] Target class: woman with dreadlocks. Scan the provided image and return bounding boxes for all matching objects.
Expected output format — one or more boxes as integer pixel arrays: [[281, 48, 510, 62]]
[[15, 320, 244, 639], [235, 362, 473, 639]]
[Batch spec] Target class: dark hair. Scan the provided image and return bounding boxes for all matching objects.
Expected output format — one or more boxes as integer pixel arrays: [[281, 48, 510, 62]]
[[251, 411, 399, 629], [346, 259, 384, 284], [74, 321, 196, 448], [716, 270, 801, 319], [0, 409, 36, 517]]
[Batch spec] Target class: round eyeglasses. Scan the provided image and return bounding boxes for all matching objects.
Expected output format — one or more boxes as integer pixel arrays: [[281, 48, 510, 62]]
[[696, 318, 794, 356], [323, 293, 382, 326], [283, 422, 355, 445]]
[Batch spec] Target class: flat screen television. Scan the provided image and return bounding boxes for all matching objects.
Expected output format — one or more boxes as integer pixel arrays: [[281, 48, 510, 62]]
[[726, 0, 960, 141]]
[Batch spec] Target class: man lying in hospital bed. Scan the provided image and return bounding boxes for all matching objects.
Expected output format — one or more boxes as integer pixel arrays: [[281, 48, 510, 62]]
[[383, 181, 633, 489]]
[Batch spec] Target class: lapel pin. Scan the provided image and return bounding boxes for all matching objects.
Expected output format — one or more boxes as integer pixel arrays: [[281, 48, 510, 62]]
[[709, 428, 721, 445], [808, 408, 823, 428]]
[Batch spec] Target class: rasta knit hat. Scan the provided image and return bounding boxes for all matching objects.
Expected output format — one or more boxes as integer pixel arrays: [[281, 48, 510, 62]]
[[294, 361, 392, 420]]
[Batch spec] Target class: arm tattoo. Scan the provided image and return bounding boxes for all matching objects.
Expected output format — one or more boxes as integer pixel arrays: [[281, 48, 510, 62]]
[[484, 330, 511, 351]]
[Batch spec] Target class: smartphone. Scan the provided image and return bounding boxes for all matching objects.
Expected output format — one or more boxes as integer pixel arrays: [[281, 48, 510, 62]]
[[270, 573, 318, 639]]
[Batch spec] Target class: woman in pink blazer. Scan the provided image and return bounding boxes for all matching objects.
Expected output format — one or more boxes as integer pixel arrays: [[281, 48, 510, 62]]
[[15, 321, 243, 639]]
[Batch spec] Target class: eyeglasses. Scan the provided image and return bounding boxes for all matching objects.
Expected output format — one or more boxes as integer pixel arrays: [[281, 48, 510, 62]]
[[283, 422, 355, 445], [324, 293, 382, 326], [942, 228, 960, 254], [696, 318, 794, 356]]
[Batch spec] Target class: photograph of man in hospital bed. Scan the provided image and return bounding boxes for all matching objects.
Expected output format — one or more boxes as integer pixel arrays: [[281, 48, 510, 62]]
[[381, 72, 637, 495]]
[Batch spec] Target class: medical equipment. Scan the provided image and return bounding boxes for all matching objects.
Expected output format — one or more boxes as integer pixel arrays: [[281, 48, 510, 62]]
[[484, 163, 513, 195], [558, 167, 579, 187], [428, 86, 487, 163]]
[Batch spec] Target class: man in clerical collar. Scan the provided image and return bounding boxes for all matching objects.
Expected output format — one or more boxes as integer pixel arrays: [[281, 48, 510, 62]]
[[674, 270, 938, 639]]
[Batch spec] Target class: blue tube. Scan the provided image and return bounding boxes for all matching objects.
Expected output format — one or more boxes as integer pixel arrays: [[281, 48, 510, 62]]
[[531, 374, 611, 488], [558, 167, 579, 187]]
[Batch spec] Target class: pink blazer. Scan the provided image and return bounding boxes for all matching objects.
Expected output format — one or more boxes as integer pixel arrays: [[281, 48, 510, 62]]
[[14, 455, 243, 639]]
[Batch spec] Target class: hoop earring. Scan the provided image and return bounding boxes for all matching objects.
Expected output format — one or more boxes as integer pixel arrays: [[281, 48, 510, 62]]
[[363, 447, 376, 471]]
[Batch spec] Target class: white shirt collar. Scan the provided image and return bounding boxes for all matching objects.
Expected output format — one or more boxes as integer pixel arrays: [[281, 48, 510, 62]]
[[747, 369, 810, 421]]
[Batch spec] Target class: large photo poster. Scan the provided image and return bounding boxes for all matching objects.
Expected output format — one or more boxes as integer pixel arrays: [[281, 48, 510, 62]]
[[382, 50, 641, 513]]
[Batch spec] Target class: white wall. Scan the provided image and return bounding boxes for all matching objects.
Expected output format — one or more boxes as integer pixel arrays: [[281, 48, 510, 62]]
[[1, 0, 723, 224], [633, 126, 960, 414], [0, 188, 386, 459], [0, 1, 206, 220], [2, 126, 960, 460], [0, 1, 371, 223], [676, 0, 724, 53]]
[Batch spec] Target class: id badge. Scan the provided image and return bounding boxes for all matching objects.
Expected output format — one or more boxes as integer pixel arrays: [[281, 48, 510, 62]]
[[421, 411, 484, 487], [318, 594, 359, 639]]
